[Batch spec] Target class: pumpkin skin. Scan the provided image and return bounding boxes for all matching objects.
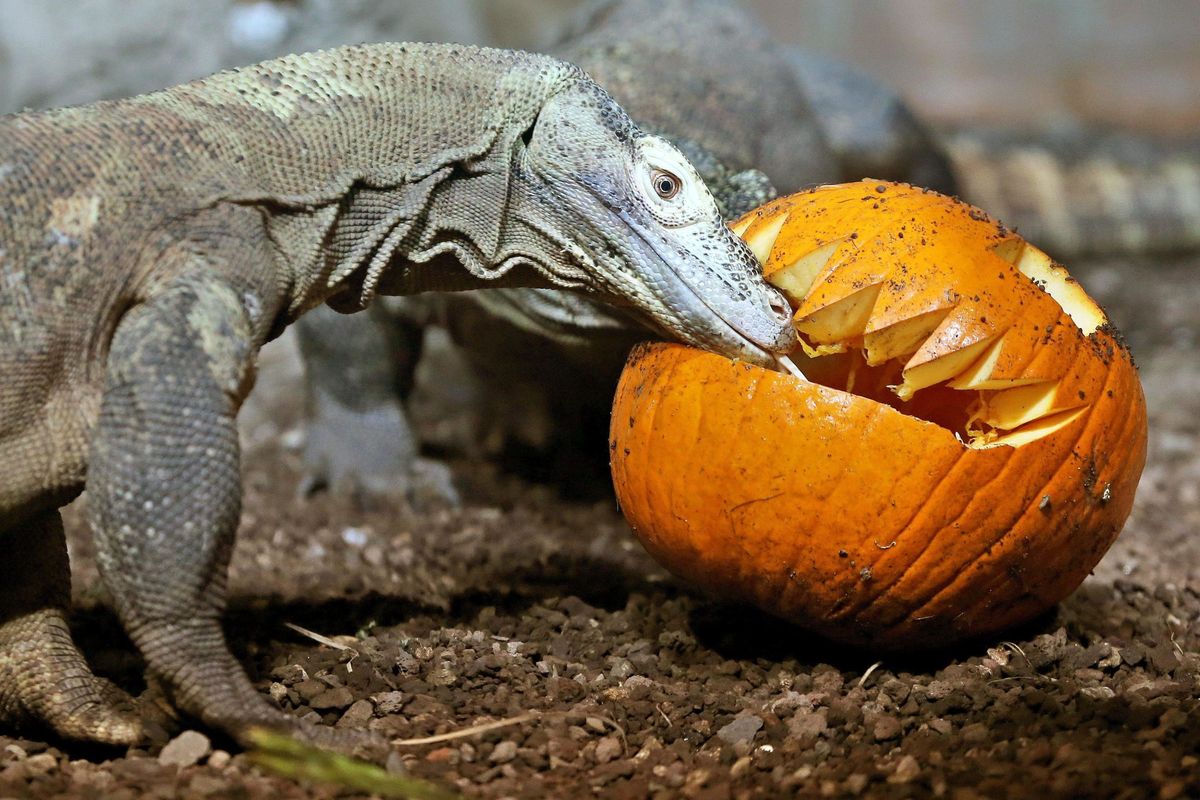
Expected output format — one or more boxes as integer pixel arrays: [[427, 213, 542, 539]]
[[610, 181, 1147, 649]]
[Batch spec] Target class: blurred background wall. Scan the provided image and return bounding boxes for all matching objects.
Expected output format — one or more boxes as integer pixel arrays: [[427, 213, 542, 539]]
[[747, 0, 1200, 136], [2, 0, 1197, 136], [748, 0, 1200, 136]]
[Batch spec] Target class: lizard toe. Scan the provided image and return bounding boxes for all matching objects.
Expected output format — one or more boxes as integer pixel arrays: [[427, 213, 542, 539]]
[[0, 610, 143, 746], [406, 457, 462, 511], [34, 679, 144, 746]]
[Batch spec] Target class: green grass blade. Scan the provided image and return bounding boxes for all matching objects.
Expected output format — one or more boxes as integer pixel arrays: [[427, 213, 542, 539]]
[[245, 728, 463, 800]]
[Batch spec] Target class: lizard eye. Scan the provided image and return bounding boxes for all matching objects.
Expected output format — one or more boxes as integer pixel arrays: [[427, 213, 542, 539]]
[[651, 169, 681, 200]]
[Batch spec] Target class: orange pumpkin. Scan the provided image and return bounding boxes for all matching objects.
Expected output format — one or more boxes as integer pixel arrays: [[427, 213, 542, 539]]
[[610, 181, 1146, 649]]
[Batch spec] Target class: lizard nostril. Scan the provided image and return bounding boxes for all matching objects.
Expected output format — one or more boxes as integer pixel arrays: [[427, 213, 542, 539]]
[[768, 292, 792, 323]]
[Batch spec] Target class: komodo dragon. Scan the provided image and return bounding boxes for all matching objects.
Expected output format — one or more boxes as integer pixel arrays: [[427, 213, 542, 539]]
[[296, 0, 959, 500], [0, 42, 798, 751]]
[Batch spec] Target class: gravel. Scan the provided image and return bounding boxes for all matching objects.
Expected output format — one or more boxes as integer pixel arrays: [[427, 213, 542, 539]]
[[1, 255, 1197, 798]]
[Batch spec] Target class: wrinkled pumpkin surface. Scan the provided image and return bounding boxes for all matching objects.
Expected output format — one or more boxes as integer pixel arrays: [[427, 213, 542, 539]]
[[610, 181, 1147, 649]]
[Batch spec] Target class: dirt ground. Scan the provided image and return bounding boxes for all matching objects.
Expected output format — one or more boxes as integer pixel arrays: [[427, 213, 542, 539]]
[[1, 254, 1198, 799]]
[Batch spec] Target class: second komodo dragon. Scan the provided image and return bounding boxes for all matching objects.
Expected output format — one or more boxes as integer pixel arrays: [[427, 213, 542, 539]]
[[0, 43, 796, 752]]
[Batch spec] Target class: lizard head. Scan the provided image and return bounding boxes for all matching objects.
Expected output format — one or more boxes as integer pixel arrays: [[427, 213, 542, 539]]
[[512, 81, 796, 366]]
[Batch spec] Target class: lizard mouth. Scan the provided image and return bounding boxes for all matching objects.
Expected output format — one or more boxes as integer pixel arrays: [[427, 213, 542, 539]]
[[614, 208, 784, 367], [537, 168, 789, 366]]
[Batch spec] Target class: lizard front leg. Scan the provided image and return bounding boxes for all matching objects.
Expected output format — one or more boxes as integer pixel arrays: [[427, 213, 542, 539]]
[[87, 272, 382, 756], [0, 510, 142, 744]]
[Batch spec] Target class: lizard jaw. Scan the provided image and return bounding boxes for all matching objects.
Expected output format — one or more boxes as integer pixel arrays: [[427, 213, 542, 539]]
[[615, 210, 796, 368]]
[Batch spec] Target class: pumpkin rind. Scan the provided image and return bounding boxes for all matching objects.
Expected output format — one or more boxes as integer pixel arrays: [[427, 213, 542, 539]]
[[609, 182, 1147, 649]]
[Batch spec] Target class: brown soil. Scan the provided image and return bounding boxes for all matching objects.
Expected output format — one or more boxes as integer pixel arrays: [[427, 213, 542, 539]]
[[2, 255, 1198, 799]]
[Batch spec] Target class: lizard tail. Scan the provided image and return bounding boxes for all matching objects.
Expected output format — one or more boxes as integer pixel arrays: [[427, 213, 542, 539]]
[[946, 128, 1200, 260]]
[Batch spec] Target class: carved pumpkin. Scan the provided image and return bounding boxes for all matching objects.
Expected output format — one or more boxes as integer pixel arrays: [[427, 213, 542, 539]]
[[610, 181, 1146, 648]]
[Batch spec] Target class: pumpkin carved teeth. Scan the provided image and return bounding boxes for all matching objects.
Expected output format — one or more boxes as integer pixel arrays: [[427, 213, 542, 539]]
[[729, 215, 755, 238], [967, 405, 1089, 450], [962, 379, 1092, 450], [751, 180, 1115, 449], [742, 211, 790, 265], [897, 335, 999, 400], [793, 283, 884, 348], [863, 307, 952, 366], [767, 240, 842, 304], [947, 335, 1010, 390], [972, 380, 1061, 430], [994, 239, 1106, 334]]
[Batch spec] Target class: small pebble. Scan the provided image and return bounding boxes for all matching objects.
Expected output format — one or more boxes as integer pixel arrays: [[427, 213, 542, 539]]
[[717, 715, 763, 746], [594, 736, 621, 764], [293, 679, 328, 702], [337, 699, 375, 727], [188, 774, 228, 795], [271, 664, 308, 685], [609, 659, 634, 680], [310, 686, 355, 710], [373, 691, 407, 715], [425, 747, 458, 764], [341, 526, 368, 547], [158, 731, 212, 769], [873, 716, 902, 741], [889, 755, 920, 783], [730, 755, 753, 779], [23, 752, 57, 776], [788, 709, 827, 741], [490, 740, 518, 764]]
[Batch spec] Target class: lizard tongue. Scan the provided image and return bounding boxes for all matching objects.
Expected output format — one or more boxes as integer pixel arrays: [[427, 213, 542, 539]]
[[776, 355, 808, 380]]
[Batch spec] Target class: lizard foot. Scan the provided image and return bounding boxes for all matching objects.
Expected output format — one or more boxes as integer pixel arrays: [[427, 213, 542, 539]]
[[0, 608, 143, 745], [299, 420, 461, 510], [299, 456, 462, 511], [145, 639, 389, 761], [406, 457, 462, 510], [298, 374, 460, 509]]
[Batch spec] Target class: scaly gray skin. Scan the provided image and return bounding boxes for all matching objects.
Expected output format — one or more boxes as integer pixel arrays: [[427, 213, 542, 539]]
[[783, 48, 959, 194], [297, 0, 958, 500], [943, 126, 1200, 258], [0, 42, 796, 752]]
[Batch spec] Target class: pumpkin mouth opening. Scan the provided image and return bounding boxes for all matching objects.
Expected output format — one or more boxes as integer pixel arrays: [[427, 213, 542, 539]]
[[744, 222, 1096, 450], [784, 345, 1087, 449], [791, 347, 973, 435]]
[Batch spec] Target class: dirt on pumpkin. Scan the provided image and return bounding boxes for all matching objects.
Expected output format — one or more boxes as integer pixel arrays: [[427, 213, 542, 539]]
[[1, 255, 1198, 799]]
